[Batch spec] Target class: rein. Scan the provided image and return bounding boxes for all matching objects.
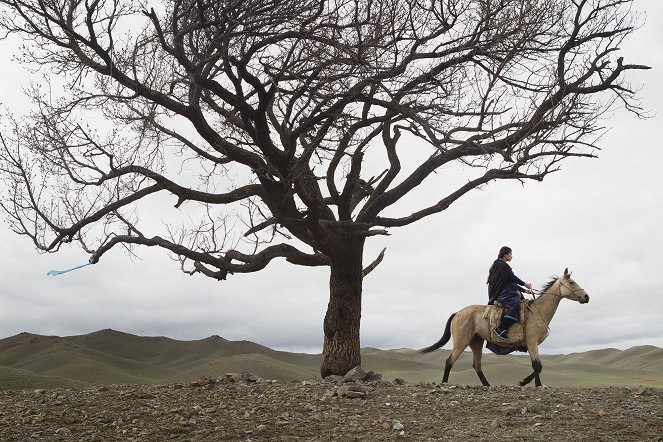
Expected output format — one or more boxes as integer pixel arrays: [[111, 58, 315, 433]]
[[529, 279, 584, 300], [525, 301, 551, 338], [524, 279, 568, 337], [525, 278, 585, 337]]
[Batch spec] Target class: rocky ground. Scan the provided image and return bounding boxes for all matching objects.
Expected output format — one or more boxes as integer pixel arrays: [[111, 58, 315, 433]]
[[0, 373, 661, 441]]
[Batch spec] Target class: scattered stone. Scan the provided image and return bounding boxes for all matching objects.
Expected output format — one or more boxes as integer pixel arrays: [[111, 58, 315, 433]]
[[363, 370, 383, 382], [190, 377, 218, 388], [343, 366, 366, 383], [241, 372, 260, 383], [337, 385, 368, 399], [323, 375, 343, 384], [320, 389, 336, 401], [224, 373, 243, 383], [392, 421, 404, 431], [527, 403, 544, 414], [0, 381, 660, 441], [250, 384, 268, 396], [634, 386, 650, 397]]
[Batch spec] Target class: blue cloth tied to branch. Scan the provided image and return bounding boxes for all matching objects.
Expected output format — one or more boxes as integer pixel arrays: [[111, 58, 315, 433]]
[[47, 262, 93, 276]]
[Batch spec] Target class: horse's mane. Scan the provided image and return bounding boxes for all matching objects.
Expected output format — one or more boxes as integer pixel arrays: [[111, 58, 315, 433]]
[[540, 276, 559, 295]]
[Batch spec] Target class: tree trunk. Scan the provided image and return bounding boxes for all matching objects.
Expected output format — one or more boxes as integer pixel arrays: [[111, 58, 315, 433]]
[[320, 244, 363, 378]]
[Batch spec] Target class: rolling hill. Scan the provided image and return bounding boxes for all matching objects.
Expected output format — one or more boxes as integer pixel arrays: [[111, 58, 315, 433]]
[[0, 329, 661, 390]]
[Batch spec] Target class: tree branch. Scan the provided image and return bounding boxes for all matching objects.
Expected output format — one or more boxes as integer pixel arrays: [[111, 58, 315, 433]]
[[362, 247, 386, 278]]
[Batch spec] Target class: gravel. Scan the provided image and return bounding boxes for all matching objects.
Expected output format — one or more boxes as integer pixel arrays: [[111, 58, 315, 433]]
[[1, 378, 661, 441]]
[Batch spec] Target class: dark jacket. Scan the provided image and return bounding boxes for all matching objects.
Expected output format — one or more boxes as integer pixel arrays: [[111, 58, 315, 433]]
[[487, 258, 527, 305]]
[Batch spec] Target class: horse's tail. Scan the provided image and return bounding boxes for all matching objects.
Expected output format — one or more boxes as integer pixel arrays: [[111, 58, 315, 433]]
[[419, 313, 456, 354]]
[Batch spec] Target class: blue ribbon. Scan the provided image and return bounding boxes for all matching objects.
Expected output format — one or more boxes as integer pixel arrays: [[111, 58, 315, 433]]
[[47, 262, 93, 276]]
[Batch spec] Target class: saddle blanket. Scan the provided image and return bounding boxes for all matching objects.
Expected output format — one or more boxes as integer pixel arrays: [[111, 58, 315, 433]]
[[482, 301, 528, 346]]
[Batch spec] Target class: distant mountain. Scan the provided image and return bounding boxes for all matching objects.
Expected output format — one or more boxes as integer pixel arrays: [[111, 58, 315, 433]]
[[0, 329, 321, 388], [0, 330, 661, 390]]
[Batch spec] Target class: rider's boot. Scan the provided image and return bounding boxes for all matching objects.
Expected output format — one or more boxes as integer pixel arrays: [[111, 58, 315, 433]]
[[494, 317, 517, 341]]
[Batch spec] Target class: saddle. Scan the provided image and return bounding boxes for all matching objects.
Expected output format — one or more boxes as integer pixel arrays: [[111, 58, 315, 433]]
[[482, 301, 528, 345]]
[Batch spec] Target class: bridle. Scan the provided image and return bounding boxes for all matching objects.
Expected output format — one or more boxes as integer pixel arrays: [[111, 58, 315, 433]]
[[529, 279, 585, 301], [556, 279, 587, 301], [525, 278, 586, 335]]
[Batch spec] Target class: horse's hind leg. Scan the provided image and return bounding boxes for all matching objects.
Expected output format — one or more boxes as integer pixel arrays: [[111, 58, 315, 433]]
[[470, 336, 490, 386], [440, 311, 476, 384], [442, 343, 469, 384], [442, 352, 457, 384]]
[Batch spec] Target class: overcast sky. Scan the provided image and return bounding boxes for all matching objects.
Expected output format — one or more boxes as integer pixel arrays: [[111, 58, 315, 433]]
[[0, 1, 661, 356]]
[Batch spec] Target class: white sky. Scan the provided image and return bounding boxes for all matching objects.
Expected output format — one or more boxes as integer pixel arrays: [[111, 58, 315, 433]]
[[0, 0, 661, 356]]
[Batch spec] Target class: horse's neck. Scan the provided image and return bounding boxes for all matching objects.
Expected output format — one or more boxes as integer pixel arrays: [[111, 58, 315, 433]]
[[532, 282, 563, 322]]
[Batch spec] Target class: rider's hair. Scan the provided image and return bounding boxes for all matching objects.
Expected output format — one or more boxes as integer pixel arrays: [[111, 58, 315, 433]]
[[498, 246, 512, 259]]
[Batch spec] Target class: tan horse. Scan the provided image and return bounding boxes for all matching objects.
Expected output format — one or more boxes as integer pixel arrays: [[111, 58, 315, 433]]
[[420, 269, 589, 387]]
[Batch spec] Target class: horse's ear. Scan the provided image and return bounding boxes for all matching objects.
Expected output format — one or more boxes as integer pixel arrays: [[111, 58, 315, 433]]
[[563, 268, 570, 279]]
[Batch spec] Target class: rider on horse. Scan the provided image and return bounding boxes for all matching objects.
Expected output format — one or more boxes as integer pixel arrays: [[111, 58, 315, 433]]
[[487, 246, 533, 340]]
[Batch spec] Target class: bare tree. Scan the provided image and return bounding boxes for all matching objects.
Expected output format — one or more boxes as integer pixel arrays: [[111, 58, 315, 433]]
[[0, 0, 648, 376]]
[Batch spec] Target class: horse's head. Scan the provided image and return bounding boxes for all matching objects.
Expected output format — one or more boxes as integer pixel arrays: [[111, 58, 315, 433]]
[[558, 268, 589, 304]]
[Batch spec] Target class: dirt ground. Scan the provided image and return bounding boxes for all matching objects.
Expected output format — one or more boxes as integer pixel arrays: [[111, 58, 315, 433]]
[[0, 378, 661, 441]]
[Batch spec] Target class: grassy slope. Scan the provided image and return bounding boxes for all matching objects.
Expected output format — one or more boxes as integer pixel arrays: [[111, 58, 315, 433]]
[[0, 366, 89, 390], [0, 330, 661, 389]]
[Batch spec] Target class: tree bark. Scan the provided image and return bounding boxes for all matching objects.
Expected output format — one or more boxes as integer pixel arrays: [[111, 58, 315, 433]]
[[320, 243, 364, 378]]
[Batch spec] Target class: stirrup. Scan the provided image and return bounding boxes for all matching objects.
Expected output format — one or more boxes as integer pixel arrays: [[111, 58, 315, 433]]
[[494, 328, 509, 341]]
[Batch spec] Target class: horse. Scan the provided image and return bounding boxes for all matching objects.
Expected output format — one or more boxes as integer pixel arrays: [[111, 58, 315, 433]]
[[420, 269, 589, 387]]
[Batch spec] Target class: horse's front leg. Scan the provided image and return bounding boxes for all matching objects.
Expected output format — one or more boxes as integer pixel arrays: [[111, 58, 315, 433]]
[[521, 344, 543, 387]]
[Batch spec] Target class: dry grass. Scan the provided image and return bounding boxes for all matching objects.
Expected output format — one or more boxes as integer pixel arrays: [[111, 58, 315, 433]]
[[0, 329, 661, 390]]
